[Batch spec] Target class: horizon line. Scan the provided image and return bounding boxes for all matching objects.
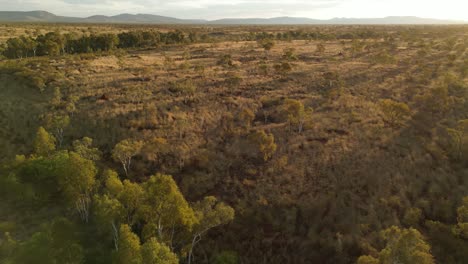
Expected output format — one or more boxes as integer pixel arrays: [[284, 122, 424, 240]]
[[1, 10, 467, 23]]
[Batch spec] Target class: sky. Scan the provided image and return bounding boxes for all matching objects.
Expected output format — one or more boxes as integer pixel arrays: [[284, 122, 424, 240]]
[[1, 0, 467, 21]]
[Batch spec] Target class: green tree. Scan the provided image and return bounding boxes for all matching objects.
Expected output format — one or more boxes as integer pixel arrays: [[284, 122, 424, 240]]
[[94, 194, 124, 251], [248, 130, 277, 161], [72, 137, 102, 161], [57, 152, 97, 222], [454, 196, 468, 239], [446, 120, 468, 160], [139, 174, 196, 242], [188, 196, 235, 264], [115, 224, 142, 264], [359, 226, 434, 264], [33, 126, 56, 156], [13, 218, 84, 264], [44, 114, 70, 147], [283, 99, 312, 133], [141, 237, 178, 264], [112, 139, 143, 176], [119, 180, 145, 225]]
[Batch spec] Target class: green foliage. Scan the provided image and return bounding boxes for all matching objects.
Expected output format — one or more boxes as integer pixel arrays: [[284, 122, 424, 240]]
[[248, 130, 277, 161], [12, 218, 84, 264], [112, 139, 143, 176], [446, 120, 468, 160], [403, 207, 422, 227], [283, 99, 312, 133], [57, 152, 97, 222], [33, 127, 56, 156], [454, 196, 468, 239], [115, 224, 142, 264], [72, 137, 102, 161], [379, 226, 434, 264], [141, 238, 178, 264], [282, 48, 297, 61], [139, 174, 197, 241], [211, 251, 239, 264], [189, 196, 235, 264], [44, 113, 70, 147]]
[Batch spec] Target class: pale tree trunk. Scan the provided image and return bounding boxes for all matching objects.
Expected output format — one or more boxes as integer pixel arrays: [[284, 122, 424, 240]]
[[112, 221, 119, 251], [75, 194, 90, 223]]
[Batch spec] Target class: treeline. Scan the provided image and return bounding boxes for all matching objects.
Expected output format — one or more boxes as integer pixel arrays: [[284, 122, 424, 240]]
[[0, 28, 391, 59], [1, 30, 192, 59]]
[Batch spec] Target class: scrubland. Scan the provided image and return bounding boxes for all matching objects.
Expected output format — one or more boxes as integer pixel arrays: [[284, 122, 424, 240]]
[[0, 24, 467, 264]]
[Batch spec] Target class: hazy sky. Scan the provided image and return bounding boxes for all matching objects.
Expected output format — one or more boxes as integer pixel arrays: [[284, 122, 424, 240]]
[[1, 0, 467, 20]]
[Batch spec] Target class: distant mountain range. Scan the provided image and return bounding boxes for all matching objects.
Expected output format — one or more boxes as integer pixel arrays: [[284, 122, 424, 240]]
[[0, 11, 465, 25]]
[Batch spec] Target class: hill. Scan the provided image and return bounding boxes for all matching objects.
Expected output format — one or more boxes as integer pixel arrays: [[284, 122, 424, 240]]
[[0, 11, 465, 24]]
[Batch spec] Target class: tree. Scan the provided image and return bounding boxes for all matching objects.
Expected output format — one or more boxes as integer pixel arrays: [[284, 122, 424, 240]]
[[112, 139, 143, 176], [454, 196, 468, 239], [446, 120, 468, 160], [115, 224, 142, 264], [139, 174, 196, 242], [12, 218, 84, 264], [359, 226, 435, 264], [57, 152, 97, 222], [379, 99, 411, 128], [94, 194, 124, 251], [44, 114, 70, 147], [283, 99, 312, 133], [4, 37, 26, 59], [248, 130, 277, 161], [141, 238, 178, 264], [188, 196, 235, 264], [119, 180, 145, 225], [33, 126, 56, 156], [72, 137, 102, 161], [142, 137, 168, 166]]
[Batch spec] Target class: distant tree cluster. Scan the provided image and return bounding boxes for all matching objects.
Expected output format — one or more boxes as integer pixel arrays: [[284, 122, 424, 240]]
[[2, 30, 191, 59]]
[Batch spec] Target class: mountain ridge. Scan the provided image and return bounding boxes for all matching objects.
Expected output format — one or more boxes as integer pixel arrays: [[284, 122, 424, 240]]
[[0, 11, 465, 24]]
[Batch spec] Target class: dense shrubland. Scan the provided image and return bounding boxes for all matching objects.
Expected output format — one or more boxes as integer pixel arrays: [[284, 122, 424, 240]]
[[0, 25, 468, 263]]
